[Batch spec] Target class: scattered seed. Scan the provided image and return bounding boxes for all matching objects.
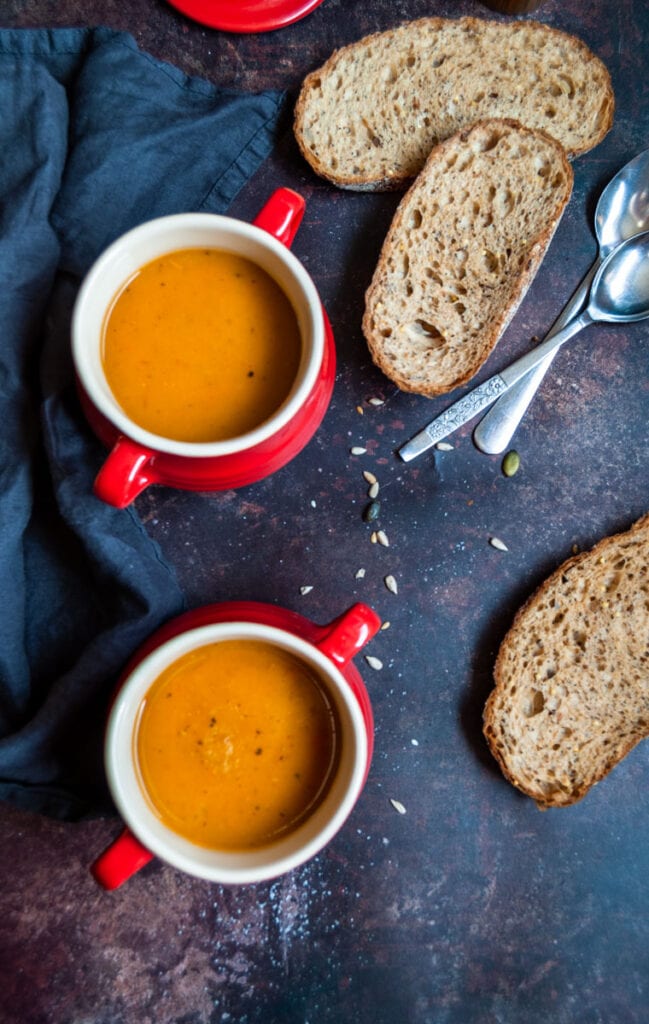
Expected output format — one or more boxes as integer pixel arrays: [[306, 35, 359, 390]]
[[411, 739, 419, 746], [368, 481, 379, 499], [355, 568, 366, 579], [365, 655, 383, 671], [363, 500, 381, 523], [310, 499, 317, 508], [363, 470, 377, 485], [380, 621, 391, 630], [351, 446, 367, 455], [300, 585, 314, 595], [489, 536, 509, 552], [572, 543, 580, 555], [384, 574, 398, 594], [368, 397, 384, 406], [377, 530, 389, 547], [502, 450, 521, 477], [435, 441, 454, 451], [356, 405, 364, 415], [390, 798, 407, 815], [371, 531, 378, 544]]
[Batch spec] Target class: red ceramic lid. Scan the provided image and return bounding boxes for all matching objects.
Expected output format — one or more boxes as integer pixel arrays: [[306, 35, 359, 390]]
[[165, 0, 325, 32]]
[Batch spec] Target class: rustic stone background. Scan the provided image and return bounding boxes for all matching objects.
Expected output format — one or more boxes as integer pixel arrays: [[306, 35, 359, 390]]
[[1, 1, 648, 1022]]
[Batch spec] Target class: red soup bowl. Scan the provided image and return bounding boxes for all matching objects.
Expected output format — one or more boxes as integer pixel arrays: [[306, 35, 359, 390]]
[[72, 188, 335, 508], [91, 601, 381, 889]]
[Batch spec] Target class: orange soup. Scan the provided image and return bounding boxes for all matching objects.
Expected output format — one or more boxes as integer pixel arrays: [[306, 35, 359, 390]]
[[101, 248, 302, 443], [136, 640, 340, 850]]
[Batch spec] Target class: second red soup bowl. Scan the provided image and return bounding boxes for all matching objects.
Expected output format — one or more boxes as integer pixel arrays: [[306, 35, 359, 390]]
[[91, 601, 381, 889]]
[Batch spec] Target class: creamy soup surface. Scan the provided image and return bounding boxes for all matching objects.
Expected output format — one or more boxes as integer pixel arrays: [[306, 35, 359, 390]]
[[136, 639, 340, 850], [102, 248, 302, 443]]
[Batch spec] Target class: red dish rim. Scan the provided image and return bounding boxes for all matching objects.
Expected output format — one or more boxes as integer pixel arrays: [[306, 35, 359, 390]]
[[165, 0, 325, 32]]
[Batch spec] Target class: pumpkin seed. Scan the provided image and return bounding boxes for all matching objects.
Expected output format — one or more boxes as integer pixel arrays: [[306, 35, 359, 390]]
[[363, 470, 377, 485], [502, 450, 520, 477], [368, 481, 379, 499]]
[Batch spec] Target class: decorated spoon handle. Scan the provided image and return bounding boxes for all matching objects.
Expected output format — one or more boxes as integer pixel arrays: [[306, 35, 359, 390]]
[[473, 259, 600, 454], [399, 309, 593, 461]]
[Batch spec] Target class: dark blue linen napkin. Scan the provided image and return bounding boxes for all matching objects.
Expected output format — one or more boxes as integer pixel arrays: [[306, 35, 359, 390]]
[[0, 27, 288, 819]]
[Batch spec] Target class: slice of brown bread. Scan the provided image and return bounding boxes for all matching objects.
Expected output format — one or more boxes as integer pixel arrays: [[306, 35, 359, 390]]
[[483, 513, 649, 809], [294, 17, 613, 191], [362, 118, 572, 397]]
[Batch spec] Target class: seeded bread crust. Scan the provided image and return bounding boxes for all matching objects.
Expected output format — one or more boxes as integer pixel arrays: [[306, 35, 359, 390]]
[[294, 17, 614, 191], [362, 119, 572, 397], [483, 513, 649, 809]]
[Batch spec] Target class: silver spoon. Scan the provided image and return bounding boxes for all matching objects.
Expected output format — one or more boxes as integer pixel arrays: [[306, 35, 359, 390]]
[[399, 230, 649, 462], [473, 148, 649, 454]]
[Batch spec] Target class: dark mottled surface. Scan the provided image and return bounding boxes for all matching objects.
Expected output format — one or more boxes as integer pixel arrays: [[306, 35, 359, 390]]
[[1, 1, 649, 1022]]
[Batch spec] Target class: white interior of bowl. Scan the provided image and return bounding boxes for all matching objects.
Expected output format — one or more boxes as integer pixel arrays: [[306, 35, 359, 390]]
[[105, 622, 368, 884], [71, 214, 323, 458]]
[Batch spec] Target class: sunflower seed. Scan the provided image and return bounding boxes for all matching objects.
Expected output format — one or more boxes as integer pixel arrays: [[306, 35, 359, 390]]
[[365, 655, 383, 670], [377, 530, 389, 547], [389, 799, 407, 815], [355, 568, 366, 579], [384, 574, 398, 594], [489, 536, 508, 552], [363, 470, 377, 485], [368, 481, 379, 499], [300, 585, 314, 595], [351, 446, 367, 455], [435, 441, 454, 451]]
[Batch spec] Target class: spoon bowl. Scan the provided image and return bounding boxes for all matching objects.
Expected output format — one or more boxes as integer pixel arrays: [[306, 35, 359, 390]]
[[591, 231, 649, 321], [596, 152, 649, 254]]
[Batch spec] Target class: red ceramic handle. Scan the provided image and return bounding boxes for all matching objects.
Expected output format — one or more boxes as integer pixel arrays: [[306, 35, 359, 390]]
[[90, 828, 154, 890], [252, 187, 305, 248], [317, 603, 382, 669], [93, 436, 158, 508]]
